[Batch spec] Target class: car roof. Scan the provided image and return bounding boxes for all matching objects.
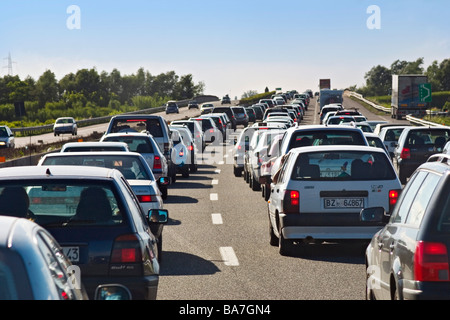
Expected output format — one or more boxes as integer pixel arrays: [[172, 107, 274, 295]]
[[288, 145, 385, 155], [62, 141, 129, 148], [286, 124, 362, 132], [102, 132, 152, 138], [43, 151, 144, 158], [0, 165, 118, 180], [0, 216, 32, 247]]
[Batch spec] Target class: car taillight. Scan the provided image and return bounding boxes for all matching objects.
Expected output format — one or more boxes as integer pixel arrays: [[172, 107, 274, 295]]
[[414, 241, 450, 282], [400, 148, 411, 159], [153, 156, 162, 170], [388, 189, 400, 213], [188, 145, 193, 151], [111, 234, 142, 263], [282, 190, 299, 214], [137, 195, 156, 202], [179, 150, 184, 157]]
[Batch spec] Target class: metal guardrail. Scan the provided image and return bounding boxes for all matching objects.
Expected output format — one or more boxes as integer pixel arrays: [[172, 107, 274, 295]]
[[347, 91, 391, 113]]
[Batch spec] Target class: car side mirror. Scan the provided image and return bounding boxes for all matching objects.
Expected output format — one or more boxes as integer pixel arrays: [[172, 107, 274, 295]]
[[94, 284, 132, 300], [360, 207, 385, 223], [159, 177, 169, 185], [148, 209, 168, 224]]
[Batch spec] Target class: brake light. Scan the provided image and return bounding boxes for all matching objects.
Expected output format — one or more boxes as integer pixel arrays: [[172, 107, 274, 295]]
[[282, 190, 299, 214], [400, 148, 411, 159], [179, 150, 184, 157], [111, 234, 142, 263], [388, 189, 400, 213], [188, 145, 193, 151], [137, 195, 155, 202], [153, 156, 162, 170], [414, 241, 450, 282]]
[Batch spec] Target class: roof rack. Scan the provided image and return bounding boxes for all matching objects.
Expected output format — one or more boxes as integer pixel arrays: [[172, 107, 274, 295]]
[[427, 153, 450, 164]]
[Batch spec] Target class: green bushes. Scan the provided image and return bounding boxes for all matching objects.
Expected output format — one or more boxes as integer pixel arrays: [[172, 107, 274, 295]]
[[366, 91, 450, 110], [239, 91, 276, 106]]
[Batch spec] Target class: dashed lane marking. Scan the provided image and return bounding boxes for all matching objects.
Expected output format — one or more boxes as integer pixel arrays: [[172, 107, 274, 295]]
[[211, 213, 223, 224], [220, 247, 239, 266]]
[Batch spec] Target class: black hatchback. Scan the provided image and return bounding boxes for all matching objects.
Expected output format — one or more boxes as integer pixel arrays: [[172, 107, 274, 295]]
[[0, 166, 168, 300], [362, 153, 450, 300], [392, 127, 450, 184]]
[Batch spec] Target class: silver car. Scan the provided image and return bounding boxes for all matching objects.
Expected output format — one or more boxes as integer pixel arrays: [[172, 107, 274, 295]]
[[0, 125, 15, 148]]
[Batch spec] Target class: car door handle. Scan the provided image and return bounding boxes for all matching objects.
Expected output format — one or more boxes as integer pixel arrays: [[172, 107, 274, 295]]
[[377, 242, 383, 250]]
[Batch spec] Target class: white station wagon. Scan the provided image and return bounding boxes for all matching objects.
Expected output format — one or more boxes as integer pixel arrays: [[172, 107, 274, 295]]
[[267, 145, 402, 256]]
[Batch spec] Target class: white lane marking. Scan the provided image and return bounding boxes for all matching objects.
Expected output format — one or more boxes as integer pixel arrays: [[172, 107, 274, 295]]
[[211, 213, 223, 225], [210, 193, 218, 201], [218, 160, 224, 165], [220, 247, 239, 266], [215, 169, 221, 174], [211, 179, 218, 185]]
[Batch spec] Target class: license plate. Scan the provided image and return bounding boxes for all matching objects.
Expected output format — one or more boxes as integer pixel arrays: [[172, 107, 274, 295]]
[[63, 247, 80, 262], [324, 198, 364, 209]]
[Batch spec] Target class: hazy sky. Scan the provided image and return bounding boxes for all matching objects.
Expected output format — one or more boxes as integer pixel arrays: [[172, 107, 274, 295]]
[[1, 0, 449, 98]]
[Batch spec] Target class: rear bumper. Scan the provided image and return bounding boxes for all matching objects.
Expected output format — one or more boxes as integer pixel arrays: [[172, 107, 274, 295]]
[[280, 213, 384, 240], [282, 225, 382, 240], [82, 275, 159, 300]]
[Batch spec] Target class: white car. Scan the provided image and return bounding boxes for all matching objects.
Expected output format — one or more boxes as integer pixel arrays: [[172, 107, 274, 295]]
[[169, 128, 190, 177], [100, 132, 170, 197], [37, 151, 164, 211], [267, 145, 401, 256], [53, 117, 77, 136]]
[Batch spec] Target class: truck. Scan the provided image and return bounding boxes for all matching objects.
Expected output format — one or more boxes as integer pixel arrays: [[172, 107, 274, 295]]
[[391, 74, 429, 120], [319, 79, 331, 90], [319, 89, 344, 109]]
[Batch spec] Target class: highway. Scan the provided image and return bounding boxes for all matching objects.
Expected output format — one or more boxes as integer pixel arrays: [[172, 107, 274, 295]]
[[13, 96, 409, 300], [156, 96, 398, 300]]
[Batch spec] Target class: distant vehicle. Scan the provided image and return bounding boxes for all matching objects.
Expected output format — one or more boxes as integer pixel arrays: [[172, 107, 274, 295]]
[[259, 99, 275, 108], [267, 145, 401, 256], [53, 117, 77, 136], [363, 132, 389, 155], [61, 141, 130, 152], [326, 115, 356, 125], [221, 95, 231, 104], [200, 103, 215, 113], [169, 128, 190, 178], [212, 106, 237, 130], [0, 125, 15, 148], [319, 89, 343, 109], [165, 101, 179, 114], [231, 106, 249, 127], [363, 154, 450, 300], [391, 74, 429, 120], [378, 125, 411, 158], [187, 101, 199, 109]]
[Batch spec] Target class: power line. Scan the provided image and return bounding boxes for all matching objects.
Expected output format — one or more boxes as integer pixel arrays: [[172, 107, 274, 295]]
[[3, 52, 17, 76]]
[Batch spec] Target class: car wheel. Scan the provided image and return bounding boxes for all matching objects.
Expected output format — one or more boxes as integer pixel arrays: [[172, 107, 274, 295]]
[[157, 235, 163, 263], [269, 220, 278, 247], [190, 164, 198, 173], [251, 174, 261, 191], [160, 186, 168, 200], [182, 166, 189, 178], [233, 166, 242, 177]]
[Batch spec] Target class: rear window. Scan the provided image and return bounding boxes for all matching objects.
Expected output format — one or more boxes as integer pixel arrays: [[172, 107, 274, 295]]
[[0, 182, 127, 227], [406, 129, 450, 148], [110, 118, 163, 137], [102, 136, 154, 153], [232, 107, 245, 114], [288, 130, 366, 149], [291, 150, 396, 181]]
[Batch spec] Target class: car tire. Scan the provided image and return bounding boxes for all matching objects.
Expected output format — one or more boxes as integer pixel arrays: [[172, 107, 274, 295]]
[[233, 166, 242, 177], [160, 186, 168, 200], [269, 222, 278, 247], [190, 164, 198, 173], [251, 174, 261, 191], [182, 166, 189, 178]]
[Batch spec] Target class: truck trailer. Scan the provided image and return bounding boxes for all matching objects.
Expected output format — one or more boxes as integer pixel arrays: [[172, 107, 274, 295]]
[[391, 74, 429, 120]]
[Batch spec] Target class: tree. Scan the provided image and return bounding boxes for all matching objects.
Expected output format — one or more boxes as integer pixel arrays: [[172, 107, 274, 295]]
[[363, 65, 391, 96], [35, 70, 58, 107]]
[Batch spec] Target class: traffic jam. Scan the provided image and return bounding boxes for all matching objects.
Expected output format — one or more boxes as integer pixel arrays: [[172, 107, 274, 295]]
[[0, 86, 450, 302]]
